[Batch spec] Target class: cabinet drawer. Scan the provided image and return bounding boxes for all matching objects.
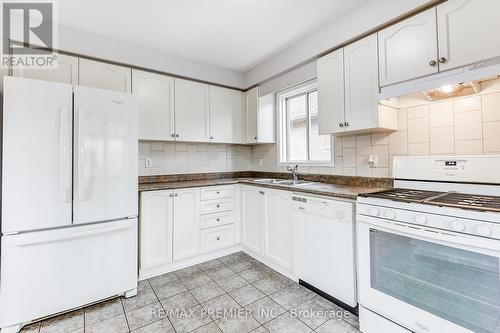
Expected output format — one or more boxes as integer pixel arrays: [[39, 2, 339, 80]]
[[201, 212, 234, 229], [200, 225, 235, 253], [200, 198, 234, 215], [201, 185, 235, 200]]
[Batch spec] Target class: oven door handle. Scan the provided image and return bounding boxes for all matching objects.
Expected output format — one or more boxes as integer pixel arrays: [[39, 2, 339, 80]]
[[358, 216, 500, 253]]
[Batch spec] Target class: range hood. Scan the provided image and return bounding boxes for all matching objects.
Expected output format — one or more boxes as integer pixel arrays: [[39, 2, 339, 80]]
[[379, 56, 500, 100]]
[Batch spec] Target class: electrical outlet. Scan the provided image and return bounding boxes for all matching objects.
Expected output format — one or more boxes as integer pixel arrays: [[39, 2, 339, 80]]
[[368, 155, 377, 168], [145, 158, 153, 168], [258, 158, 263, 166]]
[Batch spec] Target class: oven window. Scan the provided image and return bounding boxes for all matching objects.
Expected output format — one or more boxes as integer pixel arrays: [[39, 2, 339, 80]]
[[370, 229, 500, 333]]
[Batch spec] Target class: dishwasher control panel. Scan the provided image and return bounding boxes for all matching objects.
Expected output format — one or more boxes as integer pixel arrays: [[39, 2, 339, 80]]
[[292, 195, 353, 221]]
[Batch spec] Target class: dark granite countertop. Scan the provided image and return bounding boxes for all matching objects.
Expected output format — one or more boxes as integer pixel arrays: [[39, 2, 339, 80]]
[[138, 173, 390, 200]]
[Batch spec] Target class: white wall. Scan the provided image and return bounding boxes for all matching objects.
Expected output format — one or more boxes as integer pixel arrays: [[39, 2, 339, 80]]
[[244, 0, 436, 88]]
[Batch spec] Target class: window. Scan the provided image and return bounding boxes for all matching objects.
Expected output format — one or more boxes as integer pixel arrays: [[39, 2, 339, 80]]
[[277, 81, 333, 165]]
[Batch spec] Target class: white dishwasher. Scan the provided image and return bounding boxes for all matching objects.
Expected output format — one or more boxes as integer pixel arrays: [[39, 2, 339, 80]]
[[292, 194, 357, 310]]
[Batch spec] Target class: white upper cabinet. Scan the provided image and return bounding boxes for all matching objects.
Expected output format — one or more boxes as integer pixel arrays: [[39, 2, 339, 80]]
[[344, 34, 380, 133], [79, 59, 131, 93], [264, 189, 293, 271], [173, 188, 201, 261], [317, 48, 344, 135], [437, 0, 500, 71], [12, 53, 79, 85], [174, 78, 210, 143], [139, 190, 173, 274], [245, 87, 275, 144], [132, 70, 175, 141], [318, 35, 397, 135], [209, 86, 244, 143], [245, 87, 259, 143], [378, 8, 439, 86]]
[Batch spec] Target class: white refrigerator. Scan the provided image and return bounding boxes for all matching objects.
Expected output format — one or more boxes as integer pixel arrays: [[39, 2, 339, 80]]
[[0, 77, 138, 332]]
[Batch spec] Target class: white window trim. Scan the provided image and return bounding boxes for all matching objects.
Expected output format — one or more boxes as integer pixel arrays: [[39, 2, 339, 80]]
[[276, 80, 334, 167]]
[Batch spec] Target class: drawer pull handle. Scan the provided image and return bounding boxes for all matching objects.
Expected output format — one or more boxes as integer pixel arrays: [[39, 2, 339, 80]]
[[216, 236, 221, 241], [216, 218, 220, 222]]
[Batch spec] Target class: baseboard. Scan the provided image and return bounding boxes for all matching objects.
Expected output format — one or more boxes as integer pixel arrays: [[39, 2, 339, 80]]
[[139, 245, 243, 280]]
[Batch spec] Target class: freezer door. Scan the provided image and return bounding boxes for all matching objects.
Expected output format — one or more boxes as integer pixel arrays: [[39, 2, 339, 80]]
[[73, 86, 138, 224], [2, 77, 72, 233], [0, 219, 138, 328]]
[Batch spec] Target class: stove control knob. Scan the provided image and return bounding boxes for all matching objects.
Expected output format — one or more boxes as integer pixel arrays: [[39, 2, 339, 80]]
[[476, 224, 492, 237], [369, 207, 380, 217], [415, 215, 427, 225], [385, 211, 396, 220], [451, 221, 465, 232]]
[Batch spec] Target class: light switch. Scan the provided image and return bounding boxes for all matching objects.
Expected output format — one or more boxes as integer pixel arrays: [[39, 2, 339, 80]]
[[145, 158, 153, 168]]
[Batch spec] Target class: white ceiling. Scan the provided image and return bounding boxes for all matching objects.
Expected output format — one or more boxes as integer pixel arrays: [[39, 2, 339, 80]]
[[57, 0, 370, 72]]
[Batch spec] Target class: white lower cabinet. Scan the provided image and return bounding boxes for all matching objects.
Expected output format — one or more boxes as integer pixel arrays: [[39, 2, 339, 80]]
[[173, 188, 201, 261], [139, 190, 174, 272], [263, 189, 293, 271], [200, 224, 236, 253], [240, 185, 293, 272], [240, 185, 265, 254]]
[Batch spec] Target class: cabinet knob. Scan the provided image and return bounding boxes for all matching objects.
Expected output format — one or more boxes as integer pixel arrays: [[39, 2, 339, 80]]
[[216, 236, 221, 241], [174, 193, 178, 197], [439, 57, 447, 64], [429, 60, 437, 67], [210, 136, 214, 140], [171, 134, 175, 138], [254, 136, 258, 140], [339, 123, 344, 128], [259, 191, 265, 195], [216, 218, 220, 222], [216, 204, 221, 208], [344, 122, 349, 127], [169, 193, 173, 197], [216, 191, 220, 194], [176, 134, 180, 138]]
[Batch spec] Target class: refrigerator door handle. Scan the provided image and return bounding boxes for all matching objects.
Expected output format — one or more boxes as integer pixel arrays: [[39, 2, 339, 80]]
[[77, 108, 86, 201], [10, 221, 133, 247], [59, 107, 70, 203]]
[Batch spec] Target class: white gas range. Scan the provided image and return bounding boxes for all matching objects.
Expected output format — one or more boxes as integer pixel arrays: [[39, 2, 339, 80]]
[[356, 156, 500, 333]]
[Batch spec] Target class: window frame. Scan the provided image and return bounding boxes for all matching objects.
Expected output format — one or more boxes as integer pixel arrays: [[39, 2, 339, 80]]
[[276, 80, 334, 167]]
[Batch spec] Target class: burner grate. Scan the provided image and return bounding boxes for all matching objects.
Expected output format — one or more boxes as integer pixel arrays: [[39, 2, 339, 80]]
[[427, 193, 500, 212], [363, 188, 444, 203]]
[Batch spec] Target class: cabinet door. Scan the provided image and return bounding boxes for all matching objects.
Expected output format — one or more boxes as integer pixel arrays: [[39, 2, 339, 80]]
[[132, 70, 175, 141], [79, 59, 131, 93], [264, 189, 293, 271], [209, 86, 244, 143], [174, 78, 209, 142], [257, 94, 275, 143], [378, 8, 438, 86], [344, 34, 379, 132], [173, 188, 201, 261], [317, 48, 345, 134], [437, 0, 500, 71], [240, 186, 263, 254], [140, 191, 173, 270], [245, 87, 259, 143], [12, 53, 78, 84]]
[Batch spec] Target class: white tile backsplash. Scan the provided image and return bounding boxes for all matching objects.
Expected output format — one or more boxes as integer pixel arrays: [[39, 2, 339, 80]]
[[139, 142, 252, 176]]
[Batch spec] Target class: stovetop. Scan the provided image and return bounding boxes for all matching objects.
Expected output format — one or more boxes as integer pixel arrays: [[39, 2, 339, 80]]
[[363, 188, 500, 213], [362, 188, 445, 203]]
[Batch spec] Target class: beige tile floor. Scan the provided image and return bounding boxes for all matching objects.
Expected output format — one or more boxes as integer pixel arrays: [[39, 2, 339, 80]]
[[20, 252, 360, 333]]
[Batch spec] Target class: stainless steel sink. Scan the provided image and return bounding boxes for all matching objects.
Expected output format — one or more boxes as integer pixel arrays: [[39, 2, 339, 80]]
[[251, 179, 316, 187]]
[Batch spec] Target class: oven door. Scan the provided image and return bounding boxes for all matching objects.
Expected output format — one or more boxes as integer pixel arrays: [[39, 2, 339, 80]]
[[358, 215, 500, 333]]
